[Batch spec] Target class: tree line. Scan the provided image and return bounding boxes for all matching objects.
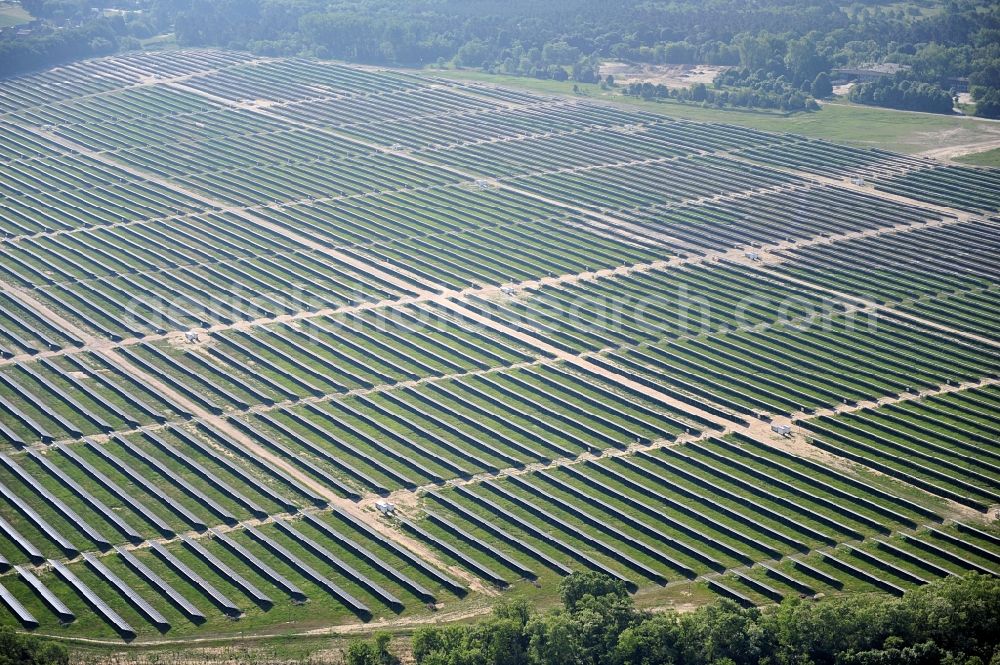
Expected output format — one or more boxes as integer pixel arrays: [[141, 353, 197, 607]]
[[0, 1, 165, 78], [0, 19, 121, 78], [158, 0, 1000, 117], [343, 572, 1000, 665], [847, 76, 956, 114], [2, 1, 999, 118]]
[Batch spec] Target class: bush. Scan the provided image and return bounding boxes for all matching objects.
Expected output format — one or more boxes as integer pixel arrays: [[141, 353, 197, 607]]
[[0, 627, 68, 665], [343, 631, 399, 665]]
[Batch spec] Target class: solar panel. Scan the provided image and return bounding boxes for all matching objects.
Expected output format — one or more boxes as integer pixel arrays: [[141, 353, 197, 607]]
[[148, 542, 241, 617], [58, 442, 174, 537], [0, 390, 52, 442], [115, 546, 205, 622], [430, 491, 572, 576], [0, 480, 77, 556], [302, 513, 435, 603], [50, 559, 135, 638], [85, 441, 207, 531], [18, 361, 113, 432], [399, 517, 508, 587], [39, 357, 140, 428], [197, 421, 327, 507], [424, 509, 534, 579], [232, 414, 360, 499], [244, 525, 369, 617], [181, 536, 272, 607], [26, 448, 142, 543], [167, 425, 296, 512], [0, 513, 44, 564], [0, 452, 112, 549], [83, 552, 169, 631], [114, 435, 237, 525], [15, 565, 74, 623], [62, 353, 165, 423], [209, 528, 305, 601], [330, 507, 464, 595], [143, 430, 266, 519], [274, 520, 402, 611], [820, 551, 905, 596], [0, 417, 25, 447], [0, 371, 81, 437], [0, 579, 37, 628]]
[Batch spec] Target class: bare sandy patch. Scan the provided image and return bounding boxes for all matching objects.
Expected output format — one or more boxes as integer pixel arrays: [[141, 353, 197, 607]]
[[599, 62, 727, 89]]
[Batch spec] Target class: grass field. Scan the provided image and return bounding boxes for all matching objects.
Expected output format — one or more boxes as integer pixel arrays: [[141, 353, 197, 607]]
[[430, 69, 1000, 157], [0, 2, 30, 27], [956, 147, 1000, 167]]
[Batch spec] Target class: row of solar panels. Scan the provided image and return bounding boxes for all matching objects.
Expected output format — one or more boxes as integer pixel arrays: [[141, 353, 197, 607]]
[[0, 416, 330, 565], [0, 508, 466, 637], [0, 354, 166, 447]]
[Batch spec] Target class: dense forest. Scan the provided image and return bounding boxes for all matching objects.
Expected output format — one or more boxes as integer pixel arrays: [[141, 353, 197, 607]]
[[342, 572, 1000, 665], [2, 1, 999, 116]]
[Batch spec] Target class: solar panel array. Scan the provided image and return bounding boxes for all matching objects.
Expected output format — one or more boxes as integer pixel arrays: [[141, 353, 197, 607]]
[[0, 49, 997, 641]]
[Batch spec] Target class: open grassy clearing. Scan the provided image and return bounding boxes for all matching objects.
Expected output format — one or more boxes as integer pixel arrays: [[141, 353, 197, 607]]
[[0, 2, 30, 27], [429, 69, 1000, 156], [956, 147, 1000, 167]]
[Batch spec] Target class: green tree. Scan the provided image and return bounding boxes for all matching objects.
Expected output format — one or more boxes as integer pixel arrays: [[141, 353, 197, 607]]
[[678, 600, 772, 665], [526, 611, 582, 665], [0, 627, 68, 665], [560, 572, 629, 613], [812, 72, 833, 98], [344, 631, 400, 665], [404, 572, 1000, 665], [972, 86, 1000, 118], [614, 613, 682, 665], [530, 572, 642, 665], [569, 592, 638, 664], [413, 600, 533, 665], [737, 32, 785, 73], [454, 39, 492, 68], [785, 37, 828, 85]]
